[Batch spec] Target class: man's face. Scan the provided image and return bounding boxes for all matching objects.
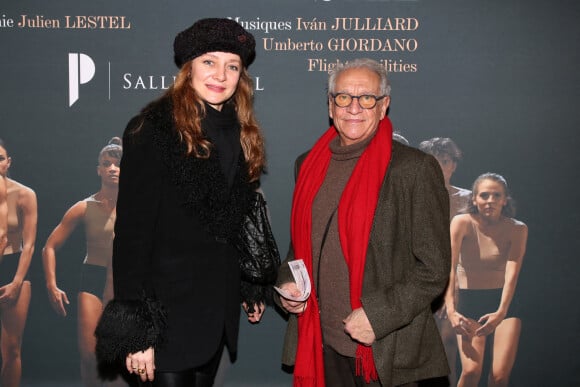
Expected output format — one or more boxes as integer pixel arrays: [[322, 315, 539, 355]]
[[434, 153, 457, 184], [329, 67, 389, 146]]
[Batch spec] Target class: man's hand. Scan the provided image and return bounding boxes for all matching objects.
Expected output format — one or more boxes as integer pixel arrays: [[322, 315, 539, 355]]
[[278, 282, 308, 314], [343, 307, 375, 346]]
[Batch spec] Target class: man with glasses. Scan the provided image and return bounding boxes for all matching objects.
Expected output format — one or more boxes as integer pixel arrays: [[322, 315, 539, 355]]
[[277, 58, 451, 386]]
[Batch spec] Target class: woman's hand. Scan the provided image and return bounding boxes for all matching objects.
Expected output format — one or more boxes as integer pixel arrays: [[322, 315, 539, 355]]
[[476, 310, 505, 337], [448, 310, 480, 338], [0, 281, 23, 306], [47, 286, 69, 317], [126, 347, 155, 382], [243, 302, 265, 323], [278, 282, 308, 315]]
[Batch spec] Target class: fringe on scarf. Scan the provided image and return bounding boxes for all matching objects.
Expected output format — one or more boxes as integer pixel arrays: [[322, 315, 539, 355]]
[[295, 376, 321, 387], [356, 346, 379, 383]]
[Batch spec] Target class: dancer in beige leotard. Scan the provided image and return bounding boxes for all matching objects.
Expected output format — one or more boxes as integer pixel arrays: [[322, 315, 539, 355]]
[[419, 137, 471, 386], [0, 176, 6, 255], [0, 139, 36, 387], [445, 173, 527, 387], [42, 138, 126, 387]]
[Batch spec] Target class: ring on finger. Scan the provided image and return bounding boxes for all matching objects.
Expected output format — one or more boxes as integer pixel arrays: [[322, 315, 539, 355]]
[[138, 368, 146, 374]]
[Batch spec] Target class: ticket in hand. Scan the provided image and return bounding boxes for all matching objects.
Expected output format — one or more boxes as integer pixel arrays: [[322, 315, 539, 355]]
[[274, 259, 311, 302]]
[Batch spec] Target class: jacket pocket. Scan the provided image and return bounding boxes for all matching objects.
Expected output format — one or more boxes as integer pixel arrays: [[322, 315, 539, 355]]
[[392, 309, 431, 369]]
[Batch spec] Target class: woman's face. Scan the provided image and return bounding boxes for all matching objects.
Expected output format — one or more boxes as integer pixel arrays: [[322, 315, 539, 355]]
[[97, 154, 120, 187], [189, 52, 242, 111], [473, 178, 507, 220], [0, 145, 11, 177]]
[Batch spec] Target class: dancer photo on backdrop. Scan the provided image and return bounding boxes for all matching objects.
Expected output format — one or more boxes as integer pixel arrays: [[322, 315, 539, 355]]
[[276, 58, 451, 387], [42, 137, 127, 387], [418, 138, 471, 220], [0, 174, 7, 255], [0, 139, 37, 387], [419, 136, 472, 386], [445, 173, 527, 387], [95, 18, 275, 387]]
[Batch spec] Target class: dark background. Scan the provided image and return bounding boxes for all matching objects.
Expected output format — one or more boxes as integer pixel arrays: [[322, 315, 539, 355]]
[[1, 0, 579, 385]]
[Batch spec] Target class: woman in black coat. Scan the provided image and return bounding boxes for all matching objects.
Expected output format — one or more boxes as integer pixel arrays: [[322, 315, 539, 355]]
[[95, 18, 269, 387]]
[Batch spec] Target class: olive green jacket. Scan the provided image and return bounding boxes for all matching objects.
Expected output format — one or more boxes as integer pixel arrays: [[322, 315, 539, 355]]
[[277, 141, 451, 386]]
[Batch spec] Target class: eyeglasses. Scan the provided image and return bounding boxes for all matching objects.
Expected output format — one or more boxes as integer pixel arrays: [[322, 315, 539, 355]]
[[330, 93, 386, 109]]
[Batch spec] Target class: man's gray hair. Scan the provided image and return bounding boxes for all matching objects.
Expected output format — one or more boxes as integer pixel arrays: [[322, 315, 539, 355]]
[[328, 58, 391, 97]]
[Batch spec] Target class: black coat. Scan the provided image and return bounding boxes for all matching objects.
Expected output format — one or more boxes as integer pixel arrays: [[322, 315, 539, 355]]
[[96, 98, 256, 372]]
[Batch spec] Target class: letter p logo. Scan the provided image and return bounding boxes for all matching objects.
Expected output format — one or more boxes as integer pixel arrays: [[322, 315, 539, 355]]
[[68, 53, 95, 107]]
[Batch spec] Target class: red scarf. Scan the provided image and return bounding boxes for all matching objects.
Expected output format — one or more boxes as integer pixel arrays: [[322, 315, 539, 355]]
[[290, 118, 393, 386]]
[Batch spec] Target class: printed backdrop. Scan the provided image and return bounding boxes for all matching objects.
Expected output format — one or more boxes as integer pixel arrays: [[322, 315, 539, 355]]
[[1, 0, 579, 385]]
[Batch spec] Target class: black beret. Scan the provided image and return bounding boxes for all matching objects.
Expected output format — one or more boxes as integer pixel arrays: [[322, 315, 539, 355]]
[[173, 18, 256, 68]]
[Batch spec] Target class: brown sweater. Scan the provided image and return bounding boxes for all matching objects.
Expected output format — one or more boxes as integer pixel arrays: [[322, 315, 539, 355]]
[[312, 134, 373, 356]]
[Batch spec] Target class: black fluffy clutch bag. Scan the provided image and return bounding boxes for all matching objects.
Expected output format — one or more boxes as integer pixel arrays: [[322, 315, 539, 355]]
[[236, 191, 281, 285]]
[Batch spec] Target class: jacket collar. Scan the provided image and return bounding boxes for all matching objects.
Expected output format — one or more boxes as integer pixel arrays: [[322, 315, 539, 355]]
[[145, 96, 255, 240]]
